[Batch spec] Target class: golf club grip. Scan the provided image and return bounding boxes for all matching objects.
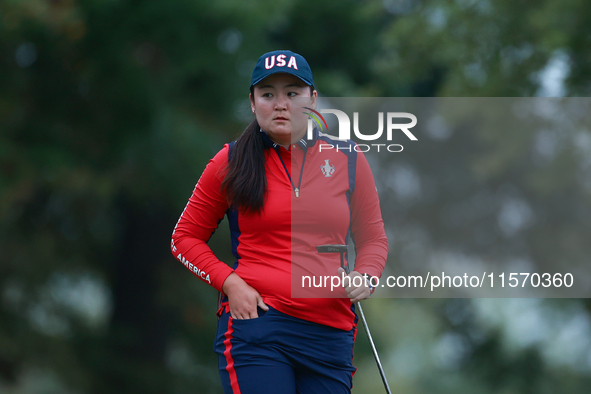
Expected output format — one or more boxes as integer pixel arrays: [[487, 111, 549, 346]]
[[340, 255, 349, 274], [357, 303, 392, 394]]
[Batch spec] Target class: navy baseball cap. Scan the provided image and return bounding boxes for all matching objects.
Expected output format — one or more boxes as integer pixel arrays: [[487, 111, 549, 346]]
[[250, 50, 314, 88]]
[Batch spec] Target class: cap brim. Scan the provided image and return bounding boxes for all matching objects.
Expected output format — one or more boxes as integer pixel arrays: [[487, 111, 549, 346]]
[[251, 69, 314, 88]]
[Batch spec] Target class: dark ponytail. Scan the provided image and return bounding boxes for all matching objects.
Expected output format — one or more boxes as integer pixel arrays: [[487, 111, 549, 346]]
[[221, 117, 267, 214]]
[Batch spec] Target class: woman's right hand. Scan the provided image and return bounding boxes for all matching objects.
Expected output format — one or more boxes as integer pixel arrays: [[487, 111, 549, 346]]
[[222, 272, 269, 319]]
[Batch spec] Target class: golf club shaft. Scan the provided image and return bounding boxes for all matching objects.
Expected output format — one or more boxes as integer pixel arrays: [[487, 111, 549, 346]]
[[357, 302, 392, 394], [345, 266, 392, 394]]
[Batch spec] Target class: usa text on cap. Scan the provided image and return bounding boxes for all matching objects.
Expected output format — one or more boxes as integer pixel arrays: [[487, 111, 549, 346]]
[[250, 50, 314, 88]]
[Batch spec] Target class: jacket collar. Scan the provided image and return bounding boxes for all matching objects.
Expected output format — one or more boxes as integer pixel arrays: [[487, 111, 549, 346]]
[[259, 127, 319, 150]]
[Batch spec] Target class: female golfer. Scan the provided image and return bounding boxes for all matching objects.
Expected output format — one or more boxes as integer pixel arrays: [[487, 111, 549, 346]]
[[171, 50, 388, 394]]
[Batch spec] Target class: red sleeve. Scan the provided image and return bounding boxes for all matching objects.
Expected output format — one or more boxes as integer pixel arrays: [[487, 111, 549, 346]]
[[350, 150, 389, 278], [170, 144, 234, 292]]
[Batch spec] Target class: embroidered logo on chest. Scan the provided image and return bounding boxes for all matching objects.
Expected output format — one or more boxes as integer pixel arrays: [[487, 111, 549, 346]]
[[320, 159, 336, 177]]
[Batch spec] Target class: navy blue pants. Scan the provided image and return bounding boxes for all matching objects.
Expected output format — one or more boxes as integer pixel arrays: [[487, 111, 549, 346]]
[[214, 305, 357, 394]]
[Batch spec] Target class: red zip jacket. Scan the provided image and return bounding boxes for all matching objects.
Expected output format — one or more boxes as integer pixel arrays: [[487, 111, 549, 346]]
[[171, 129, 388, 331]]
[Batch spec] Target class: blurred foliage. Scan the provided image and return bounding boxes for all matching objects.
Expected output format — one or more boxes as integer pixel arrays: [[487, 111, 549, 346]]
[[1, 0, 591, 393]]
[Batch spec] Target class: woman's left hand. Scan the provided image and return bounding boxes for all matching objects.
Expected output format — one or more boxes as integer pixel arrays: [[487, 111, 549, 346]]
[[338, 267, 371, 303]]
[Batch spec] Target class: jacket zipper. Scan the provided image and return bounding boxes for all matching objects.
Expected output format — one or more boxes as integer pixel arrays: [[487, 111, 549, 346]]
[[275, 146, 307, 198]]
